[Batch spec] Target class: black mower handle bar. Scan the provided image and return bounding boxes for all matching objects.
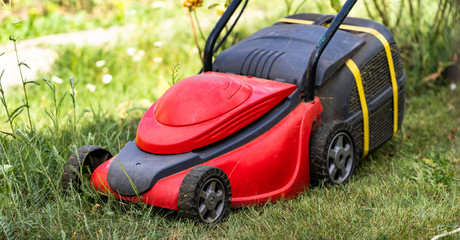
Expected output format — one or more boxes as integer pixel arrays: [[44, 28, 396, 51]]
[[203, 0, 358, 102], [203, 0, 244, 72], [303, 0, 357, 102]]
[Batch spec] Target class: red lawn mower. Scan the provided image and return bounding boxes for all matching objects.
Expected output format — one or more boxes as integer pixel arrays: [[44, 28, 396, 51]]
[[62, 0, 406, 224]]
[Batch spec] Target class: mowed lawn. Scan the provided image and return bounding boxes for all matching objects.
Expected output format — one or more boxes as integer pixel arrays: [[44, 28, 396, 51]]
[[0, 0, 459, 239]]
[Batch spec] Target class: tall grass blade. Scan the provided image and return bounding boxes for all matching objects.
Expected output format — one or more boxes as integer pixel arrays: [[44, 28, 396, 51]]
[[0, 216, 14, 240]]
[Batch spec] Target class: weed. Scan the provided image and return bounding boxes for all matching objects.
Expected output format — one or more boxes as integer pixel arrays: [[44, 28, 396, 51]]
[[169, 63, 183, 86], [186, 6, 204, 62], [69, 76, 78, 139], [42, 77, 67, 135], [0, 68, 15, 137], [10, 28, 41, 132], [413, 150, 456, 186]]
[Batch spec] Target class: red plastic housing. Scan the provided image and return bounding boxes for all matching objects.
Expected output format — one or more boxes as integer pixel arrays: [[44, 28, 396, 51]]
[[91, 97, 322, 209], [136, 72, 297, 154]]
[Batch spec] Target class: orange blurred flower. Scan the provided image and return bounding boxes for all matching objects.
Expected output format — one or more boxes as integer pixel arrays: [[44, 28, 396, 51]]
[[183, 0, 203, 10]]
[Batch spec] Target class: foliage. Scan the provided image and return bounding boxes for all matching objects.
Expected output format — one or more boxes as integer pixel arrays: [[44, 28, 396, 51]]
[[0, 0, 162, 43], [364, 0, 460, 93]]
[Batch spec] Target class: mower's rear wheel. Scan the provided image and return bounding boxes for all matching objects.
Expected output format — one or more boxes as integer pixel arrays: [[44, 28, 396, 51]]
[[309, 121, 357, 186], [178, 166, 232, 224], [62, 145, 113, 189]]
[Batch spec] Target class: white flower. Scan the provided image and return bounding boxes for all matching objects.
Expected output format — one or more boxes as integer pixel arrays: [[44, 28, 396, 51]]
[[102, 74, 113, 84], [126, 47, 136, 56], [450, 83, 457, 91], [86, 84, 96, 92], [128, 9, 136, 16], [51, 76, 63, 84], [95, 60, 106, 67], [151, 1, 165, 9], [153, 57, 163, 63], [133, 54, 142, 62], [132, 50, 145, 62], [154, 41, 163, 47]]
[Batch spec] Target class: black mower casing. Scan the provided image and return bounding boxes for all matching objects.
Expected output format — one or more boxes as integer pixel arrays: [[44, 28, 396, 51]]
[[213, 13, 406, 158]]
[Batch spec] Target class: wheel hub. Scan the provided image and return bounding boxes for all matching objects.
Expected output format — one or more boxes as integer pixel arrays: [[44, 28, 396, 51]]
[[197, 177, 226, 222], [327, 133, 354, 183], [206, 192, 217, 210], [330, 147, 348, 169]]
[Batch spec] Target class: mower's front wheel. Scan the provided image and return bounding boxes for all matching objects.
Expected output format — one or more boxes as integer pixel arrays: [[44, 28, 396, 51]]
[[309, 121, 357, 186], [178, 166, 232, 224], [62, 145, 113, 189]]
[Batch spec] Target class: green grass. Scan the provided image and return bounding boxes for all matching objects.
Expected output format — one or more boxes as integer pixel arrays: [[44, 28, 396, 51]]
[[1, 0, 459, 239], [0, 87, 458, 239]]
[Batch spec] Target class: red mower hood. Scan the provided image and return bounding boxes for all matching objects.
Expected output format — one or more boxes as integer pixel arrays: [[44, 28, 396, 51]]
[[136, 72, 297, 154]]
